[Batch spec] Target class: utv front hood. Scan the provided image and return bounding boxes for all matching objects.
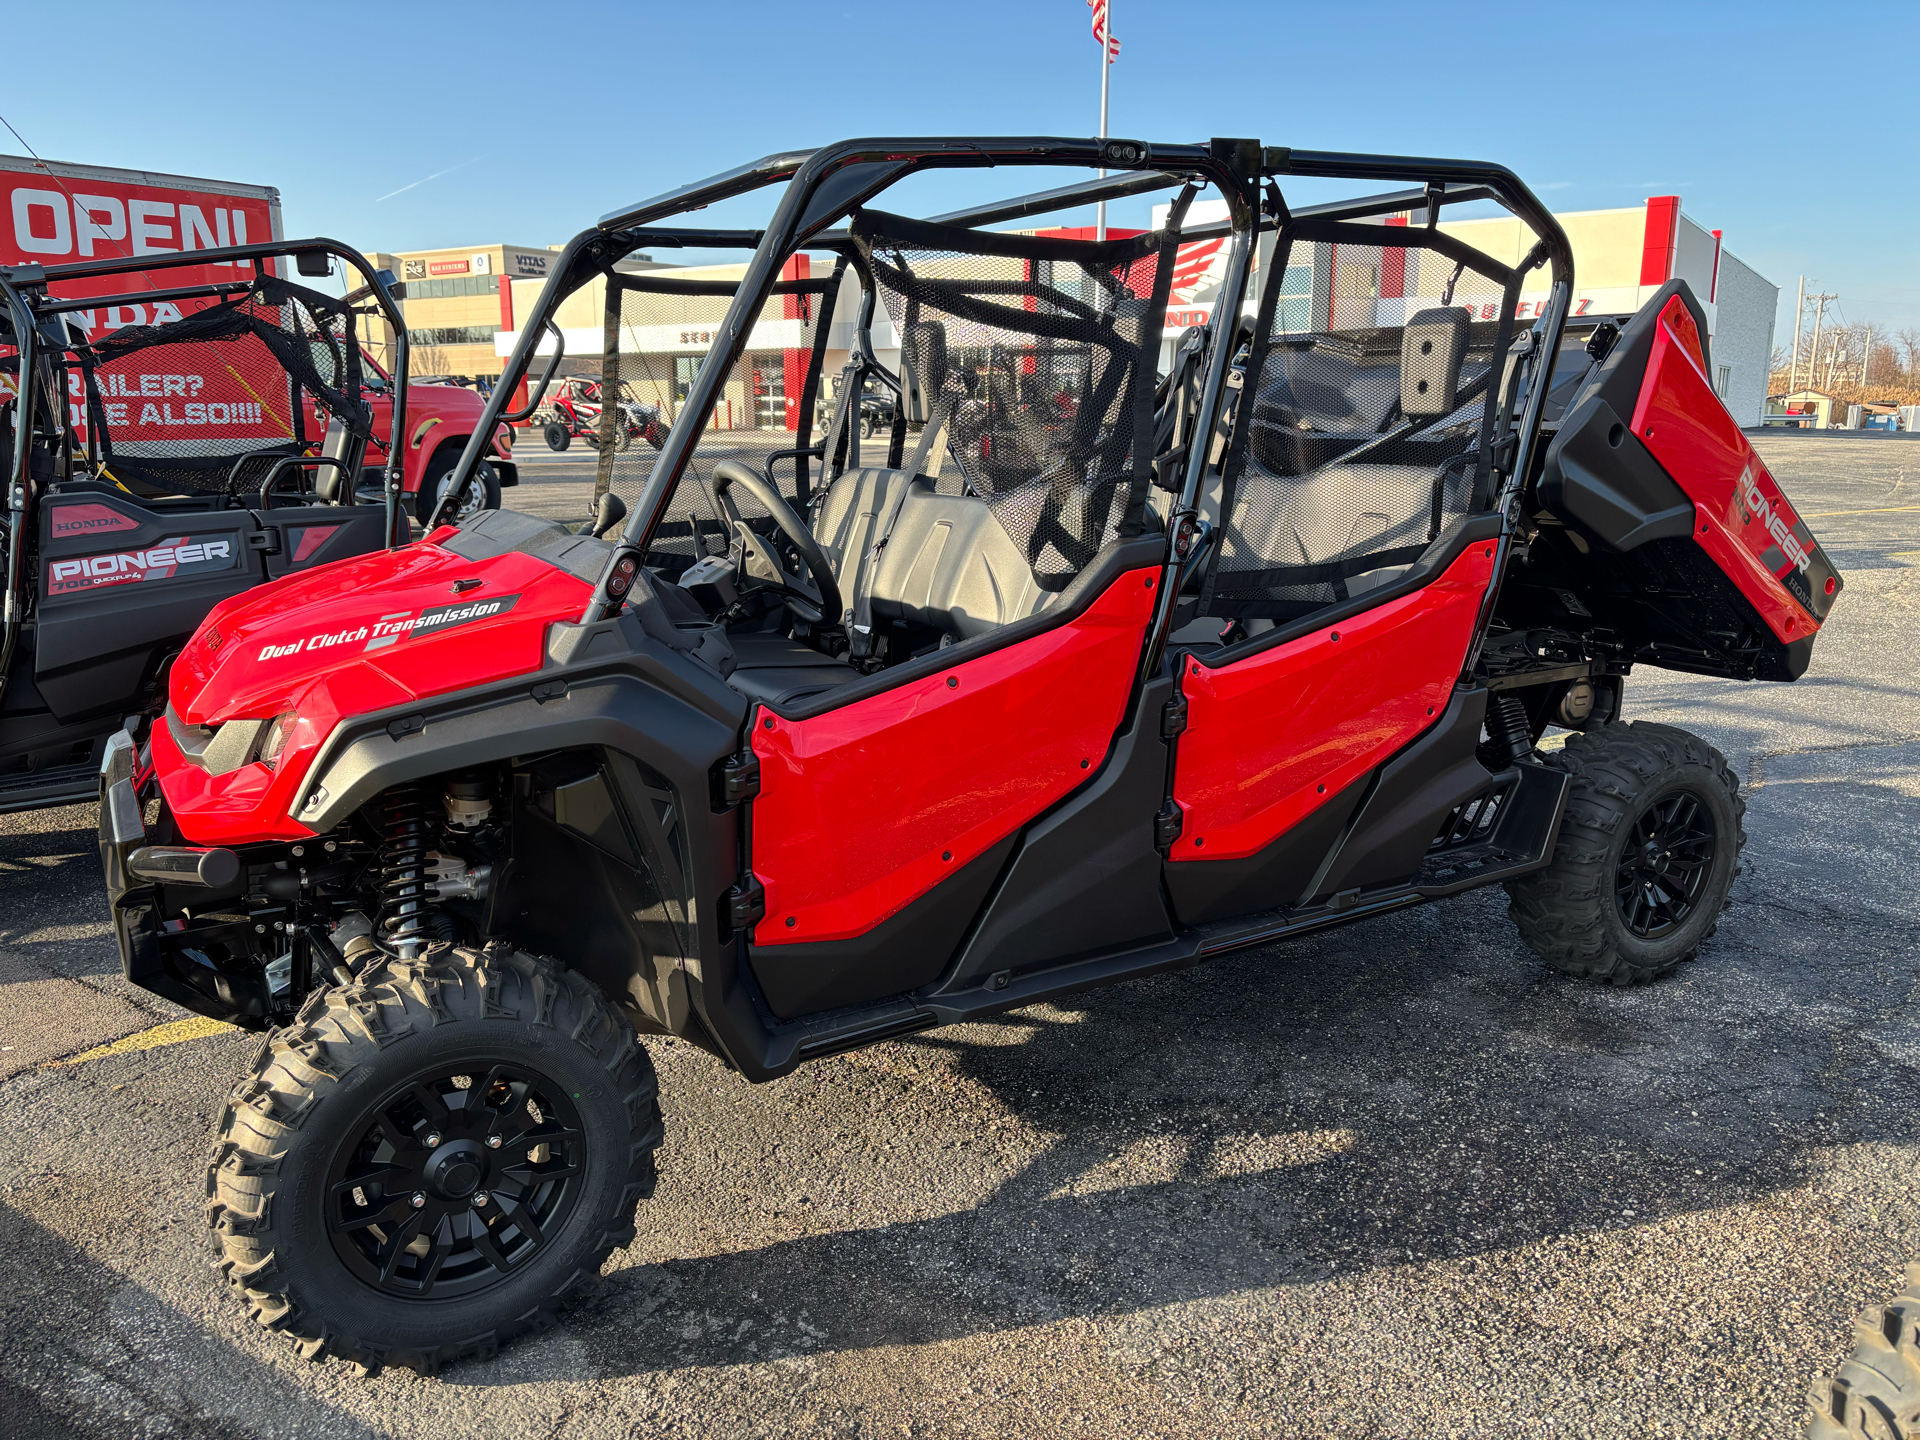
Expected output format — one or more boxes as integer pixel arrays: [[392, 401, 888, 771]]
[[171, 533, 593, 727], [156, 522, 595, 843]]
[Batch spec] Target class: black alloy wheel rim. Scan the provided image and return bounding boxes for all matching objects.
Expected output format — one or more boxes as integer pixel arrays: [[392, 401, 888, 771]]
[[325, 1064, 586, 1300], [1615, 787, 1718, 939]]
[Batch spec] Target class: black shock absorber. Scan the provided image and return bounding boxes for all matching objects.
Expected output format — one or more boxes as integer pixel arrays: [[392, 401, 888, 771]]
[[377, 785, 436, 958], [1487, 692, 1535, 765]]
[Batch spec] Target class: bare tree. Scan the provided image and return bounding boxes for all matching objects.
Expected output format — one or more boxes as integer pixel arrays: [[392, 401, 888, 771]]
[[410, 344, 453, 379]]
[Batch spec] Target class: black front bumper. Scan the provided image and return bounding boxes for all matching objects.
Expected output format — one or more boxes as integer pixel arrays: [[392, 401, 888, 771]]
[[98, 733, 269, 1027]]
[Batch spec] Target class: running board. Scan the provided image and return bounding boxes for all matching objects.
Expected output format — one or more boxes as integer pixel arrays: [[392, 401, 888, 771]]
[[1412, 761, 1569, 896], [749, 763, 1571, 1080], [0, 761, 101, 815]]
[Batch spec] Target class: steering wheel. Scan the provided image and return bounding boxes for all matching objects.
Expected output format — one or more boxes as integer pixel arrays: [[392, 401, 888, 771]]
[[707, 459, 843, 627]]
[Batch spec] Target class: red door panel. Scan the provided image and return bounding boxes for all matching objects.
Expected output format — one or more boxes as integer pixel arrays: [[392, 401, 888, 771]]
[[1630, 294, 1837, 638], [751, 567, 1159, 946], [1170, 543, 1496, 863]]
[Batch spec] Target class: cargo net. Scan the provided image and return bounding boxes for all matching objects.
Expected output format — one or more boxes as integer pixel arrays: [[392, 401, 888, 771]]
[[79, 275, 369, 496], [849, 209, 1177, 591], [562, 264, 838, 578], [1202, 226, 1519, 620]]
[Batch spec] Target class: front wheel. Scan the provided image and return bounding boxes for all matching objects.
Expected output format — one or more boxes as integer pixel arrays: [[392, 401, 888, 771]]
[[542, 422, 571, 452], [206, 946, 661, 1374], [415, 455, 502, 527], [1808, 1265, 1920, 1439], [1504, 721, 1746, 986]]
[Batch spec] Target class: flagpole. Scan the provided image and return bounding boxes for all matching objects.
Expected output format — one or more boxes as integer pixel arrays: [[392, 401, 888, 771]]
[[1096, 0, 1110, 240]]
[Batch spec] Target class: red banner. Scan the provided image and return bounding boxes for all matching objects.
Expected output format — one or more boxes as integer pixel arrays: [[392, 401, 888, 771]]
[[3, 166, 284, 447]]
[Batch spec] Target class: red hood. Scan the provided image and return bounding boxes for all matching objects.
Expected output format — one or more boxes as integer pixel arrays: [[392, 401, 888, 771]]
[[158, 530, 592, 842]]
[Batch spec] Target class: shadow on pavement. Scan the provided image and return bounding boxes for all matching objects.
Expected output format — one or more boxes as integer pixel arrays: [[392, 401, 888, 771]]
[[0, 1198, 367, 1438], [474, 740, 1915, 1382]]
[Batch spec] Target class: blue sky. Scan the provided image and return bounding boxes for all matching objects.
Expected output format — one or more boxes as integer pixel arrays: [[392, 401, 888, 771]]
[[6, 0, 1916, 338]]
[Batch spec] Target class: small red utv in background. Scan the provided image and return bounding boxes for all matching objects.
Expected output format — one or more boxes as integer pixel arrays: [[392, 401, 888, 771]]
[[95, 137, 1838, 1373], [536, 376, 667, 453]]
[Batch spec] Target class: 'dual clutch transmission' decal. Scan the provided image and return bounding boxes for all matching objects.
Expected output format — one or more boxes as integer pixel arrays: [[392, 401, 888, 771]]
[[254, 594, 523, 662]]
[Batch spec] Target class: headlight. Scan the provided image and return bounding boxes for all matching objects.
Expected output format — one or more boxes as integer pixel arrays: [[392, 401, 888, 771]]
[[255, 713, 298, 769]]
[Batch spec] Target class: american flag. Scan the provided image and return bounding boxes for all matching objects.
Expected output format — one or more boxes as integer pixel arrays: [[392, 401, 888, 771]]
[[1087, 0, 1120, 60]]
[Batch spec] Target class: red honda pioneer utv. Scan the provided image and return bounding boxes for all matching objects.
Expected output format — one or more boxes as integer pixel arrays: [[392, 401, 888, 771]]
[[96, 138, 1840, 1373], [0, 239, 442, 813]]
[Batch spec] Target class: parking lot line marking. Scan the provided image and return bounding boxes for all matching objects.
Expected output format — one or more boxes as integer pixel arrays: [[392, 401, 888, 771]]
[[56, 1014, 236, 1066], [1800, 505, 1919, 518]]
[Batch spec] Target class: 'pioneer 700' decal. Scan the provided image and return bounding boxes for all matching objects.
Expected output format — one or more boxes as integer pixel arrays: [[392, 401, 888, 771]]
[[48, 535, 237, 594], [254, 594, 522, 662]]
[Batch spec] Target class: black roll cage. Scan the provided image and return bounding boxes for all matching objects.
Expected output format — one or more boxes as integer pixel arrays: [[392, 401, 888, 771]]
[[435, 137, 1574, 665], [0, 238, 410, 707]]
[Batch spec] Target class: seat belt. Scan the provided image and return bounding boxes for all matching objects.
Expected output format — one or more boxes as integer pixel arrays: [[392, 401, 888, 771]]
[[846, 373, 964, 659]]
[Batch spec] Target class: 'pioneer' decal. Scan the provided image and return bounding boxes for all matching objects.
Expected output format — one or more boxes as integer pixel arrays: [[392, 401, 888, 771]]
[[254, 593, 522, 662], [48, 535, 237, 594], [1736, 463, 1812, 576]]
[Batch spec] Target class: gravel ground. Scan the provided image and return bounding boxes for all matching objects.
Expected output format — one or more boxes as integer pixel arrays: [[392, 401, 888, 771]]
[[0, 435, 1913, 1438]]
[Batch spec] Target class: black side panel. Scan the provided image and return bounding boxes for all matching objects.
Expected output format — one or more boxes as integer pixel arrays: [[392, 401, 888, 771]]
[[35, 493, 263, 724], [747, 835, 1017, 1020], [1537, 395, 1696, 552], [1568, 277, 1711, 425], [937, 675, 1178, 992], [490, 750, 694, 1037], [293, 619, 751, 1061], [1309, 686, 1494, 901], [1163, 773, 1370, 927], [260, 503, 388, 578]]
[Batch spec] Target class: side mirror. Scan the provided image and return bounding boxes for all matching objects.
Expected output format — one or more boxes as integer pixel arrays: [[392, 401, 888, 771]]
[[1401, 308, 1469, 418]]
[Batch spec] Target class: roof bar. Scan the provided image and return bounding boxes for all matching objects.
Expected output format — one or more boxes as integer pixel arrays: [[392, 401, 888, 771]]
[[927, 169, 1191, 229], [598, 151, 816, 232]]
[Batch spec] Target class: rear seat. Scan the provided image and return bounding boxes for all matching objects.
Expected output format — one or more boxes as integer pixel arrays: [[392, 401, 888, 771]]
[[1214, 461, 1466, 608]]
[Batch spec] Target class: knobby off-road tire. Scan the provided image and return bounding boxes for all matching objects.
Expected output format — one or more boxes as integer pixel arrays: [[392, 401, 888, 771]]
[[1504, 720, 1746, 986], [1808, 1265, 1921, 1438], [205, 944, 661, 1374]]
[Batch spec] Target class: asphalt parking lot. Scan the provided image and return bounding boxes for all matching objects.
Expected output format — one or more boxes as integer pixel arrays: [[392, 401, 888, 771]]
[[1, 435, 1914, 1438]]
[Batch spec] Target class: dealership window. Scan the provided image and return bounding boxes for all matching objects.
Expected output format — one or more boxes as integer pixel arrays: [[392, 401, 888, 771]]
[[749, 353, 786, 429], [1715, 364, 1732, 398], [409, 325, 500, 346], [400, 275, 501, 299], [1274, 266, 1315, 331], [673, 355, 705, 417]]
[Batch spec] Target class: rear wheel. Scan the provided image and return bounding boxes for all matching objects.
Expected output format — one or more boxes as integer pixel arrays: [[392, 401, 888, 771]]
[[1808, 1265, 1920, 1438], [542, 422, 571, 452], [206, 945, 661, 1374], [1504, 721, 1745, 985]]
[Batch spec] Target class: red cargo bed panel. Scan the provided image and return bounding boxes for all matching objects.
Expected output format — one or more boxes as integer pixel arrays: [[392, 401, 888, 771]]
[[1631, 295, 1839, 638]]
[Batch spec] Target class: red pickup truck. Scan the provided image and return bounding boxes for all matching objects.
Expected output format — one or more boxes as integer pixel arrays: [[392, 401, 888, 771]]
[[349, 360, 518, 523]]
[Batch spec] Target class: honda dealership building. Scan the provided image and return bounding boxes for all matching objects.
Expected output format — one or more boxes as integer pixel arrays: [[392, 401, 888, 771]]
[[462, 191, 1776, 435]]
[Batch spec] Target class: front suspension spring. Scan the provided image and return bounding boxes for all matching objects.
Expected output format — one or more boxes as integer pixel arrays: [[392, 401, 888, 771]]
[[377, 786, 436, 958]]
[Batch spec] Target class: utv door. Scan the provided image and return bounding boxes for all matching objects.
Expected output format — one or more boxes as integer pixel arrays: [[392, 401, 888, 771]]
[[735, 211, 1192, 1021], [1165, 219, 1519, 926]]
